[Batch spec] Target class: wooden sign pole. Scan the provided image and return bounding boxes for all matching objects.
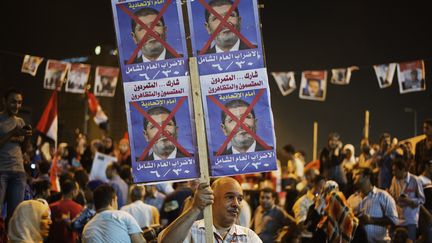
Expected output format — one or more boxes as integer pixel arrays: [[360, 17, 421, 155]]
[[365, 110, 370, 140], [189, 57, 213, 243], [313, 122, 318, 161]]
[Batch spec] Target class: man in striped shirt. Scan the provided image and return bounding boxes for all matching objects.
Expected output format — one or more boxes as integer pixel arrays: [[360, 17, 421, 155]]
[[158, 177, 262, 243], [389, 158, 425, 241], [348, 167, 398, 242]]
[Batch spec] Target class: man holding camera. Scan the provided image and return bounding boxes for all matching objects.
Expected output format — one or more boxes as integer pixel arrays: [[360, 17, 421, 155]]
[[0, 88, 32, 222]]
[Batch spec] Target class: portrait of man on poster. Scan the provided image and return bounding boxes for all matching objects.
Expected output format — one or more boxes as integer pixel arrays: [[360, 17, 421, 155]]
[[218, 99, 268, 155], [202, 0, 256, 54], [129, 7, 181, 63]]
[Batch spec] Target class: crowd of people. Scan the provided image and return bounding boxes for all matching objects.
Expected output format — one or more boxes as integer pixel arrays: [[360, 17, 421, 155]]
[[1, 87, 432, 243]]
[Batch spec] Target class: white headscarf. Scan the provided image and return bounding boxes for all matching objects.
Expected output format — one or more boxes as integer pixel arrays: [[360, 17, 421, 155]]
[[8, 200, 50, 243]]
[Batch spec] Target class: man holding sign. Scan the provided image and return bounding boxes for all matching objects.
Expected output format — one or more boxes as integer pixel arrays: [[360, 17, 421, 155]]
[[158, 177, 262, 242]]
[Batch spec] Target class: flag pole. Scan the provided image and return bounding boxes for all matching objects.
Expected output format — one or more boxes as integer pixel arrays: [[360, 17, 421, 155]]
[[313, 122, 318, 161], [189, 57, 213, 243], [364, 110, 369, 140]]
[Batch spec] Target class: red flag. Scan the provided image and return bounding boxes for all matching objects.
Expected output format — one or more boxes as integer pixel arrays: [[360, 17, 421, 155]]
[[86, 91, 108, 126], [36, 91, 58, 144]]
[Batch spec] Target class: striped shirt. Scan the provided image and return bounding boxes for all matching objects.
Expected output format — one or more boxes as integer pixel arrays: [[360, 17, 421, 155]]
[[183, 219, 262, 243], [389, 173, 425, 226], [347, 187, 398, 243]]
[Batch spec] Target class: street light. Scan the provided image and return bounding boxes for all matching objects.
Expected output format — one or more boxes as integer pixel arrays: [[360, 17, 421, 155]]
[[404, 107, 417, 137]]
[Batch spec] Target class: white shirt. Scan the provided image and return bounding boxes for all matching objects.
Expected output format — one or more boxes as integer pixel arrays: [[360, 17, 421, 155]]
[[82, 210, 142, 243], [121, 200, 155, 228], [141, 48, 166, 62], [293, 190, 315, 223], [232, 141, 256, 154], [176, 219, 262, 243], [215, 39, 241, 53]]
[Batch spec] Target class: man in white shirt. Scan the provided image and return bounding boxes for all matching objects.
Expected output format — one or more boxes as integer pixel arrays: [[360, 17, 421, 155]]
[[158, 177, 262, 243], [82, 184, 145, 243], [121, 185, 160, 228], [348, 167, 398, 243], [389, 158, 425, 241]]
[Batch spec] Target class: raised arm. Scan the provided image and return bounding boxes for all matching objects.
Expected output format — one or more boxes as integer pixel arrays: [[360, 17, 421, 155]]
[[158, 183, 213, 243]]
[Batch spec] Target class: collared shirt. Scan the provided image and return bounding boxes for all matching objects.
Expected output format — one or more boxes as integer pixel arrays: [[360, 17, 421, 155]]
[[141, 48, 166, 62], [232, 141, 256, 154], [348, 186, 398, 243], [153, 147, 177, 160], [293, 190, 315, 223], [215, 39, 241, 53], [389, 172, 425, 226], [183, 219, 262, 243], [251, 205, 289, 243]]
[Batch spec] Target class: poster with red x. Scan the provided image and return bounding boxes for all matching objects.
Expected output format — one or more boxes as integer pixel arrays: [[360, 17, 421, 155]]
[[111, 0, 189, 82], [187, 0, 277, 177], [111, 0, 198, 183]]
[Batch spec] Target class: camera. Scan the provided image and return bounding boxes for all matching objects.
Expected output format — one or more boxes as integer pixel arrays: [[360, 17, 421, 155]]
[[142, 224, 163, 243]]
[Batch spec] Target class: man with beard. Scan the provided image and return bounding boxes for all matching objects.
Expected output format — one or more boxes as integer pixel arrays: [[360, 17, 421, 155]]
[[158, 177, 262, 242], [203, 0, 256, 54], [141, 106, 187, 161], [130, 7, 180, 63], [218, 99, 267, 155]]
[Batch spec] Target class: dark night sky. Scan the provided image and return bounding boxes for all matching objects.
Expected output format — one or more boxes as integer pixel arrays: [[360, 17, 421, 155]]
[[0, 0, 431, 161]]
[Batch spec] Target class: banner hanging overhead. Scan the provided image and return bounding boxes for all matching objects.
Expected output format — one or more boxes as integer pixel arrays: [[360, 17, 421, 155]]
[[65, 63, 91, 94], [271, 72, 296, 96], [21, 55, 44, 76], [187, 0, 277, 177], [44, 60, 70, 91], [111, 0, 198, 184], [373, 63, 396, 89], [397, 60, 426, 94], [299, 70, 327, 101], [94, 66, 120, 97]]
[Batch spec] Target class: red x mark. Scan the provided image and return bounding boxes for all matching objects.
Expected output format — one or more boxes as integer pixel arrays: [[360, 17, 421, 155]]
[[209, 89, 271, 156], [198, 0, 255, 55], [131, 97, 191, 161], [119, 1, 181, 64]]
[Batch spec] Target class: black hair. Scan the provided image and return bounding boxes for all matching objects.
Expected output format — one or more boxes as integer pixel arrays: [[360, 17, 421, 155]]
[[3, 88, 22, 100], [130, 185, 145, 202], [282, 144, 295, 154], [61, 179, 78, 195], [260, 187, 277, 199], [93, 184, 116, 210], [131, 7, 165, 32], [205, 0, 240, 23], [143, 106, 176, 131], [424, 118, 432, 127], [221, 99, 255, 124], [392, 157, 407, 171]]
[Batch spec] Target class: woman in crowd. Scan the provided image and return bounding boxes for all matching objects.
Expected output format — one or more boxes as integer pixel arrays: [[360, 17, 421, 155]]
[[8, 199, 52, 243]]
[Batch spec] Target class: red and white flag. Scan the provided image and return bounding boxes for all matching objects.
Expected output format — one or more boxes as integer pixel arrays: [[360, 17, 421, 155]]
[[397, 60, 426, 94], [36, 91, 58, 144], [86, 91, 108, 126]]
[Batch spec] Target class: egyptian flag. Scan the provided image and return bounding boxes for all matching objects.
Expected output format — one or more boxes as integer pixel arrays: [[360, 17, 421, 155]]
[[86, 91, 109, 129], [36, 91, 58, 144]]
